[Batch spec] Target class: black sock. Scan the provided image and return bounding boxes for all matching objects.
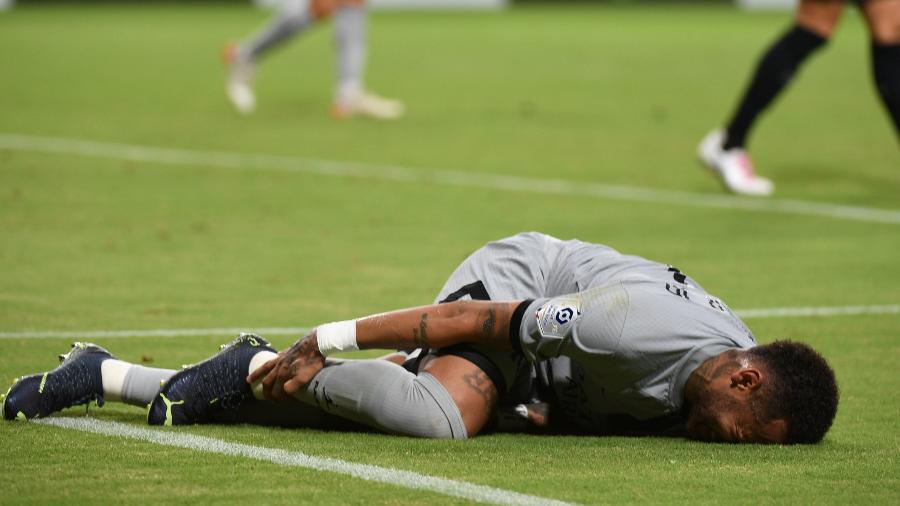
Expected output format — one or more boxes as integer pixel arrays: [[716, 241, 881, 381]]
[[872, 41, 900, 136], [723, 25, 827, 150]]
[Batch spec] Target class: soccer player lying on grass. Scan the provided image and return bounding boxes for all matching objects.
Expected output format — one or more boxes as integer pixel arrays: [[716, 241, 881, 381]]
[[2, 233, 839, 444], [223, 0, 404, 119]]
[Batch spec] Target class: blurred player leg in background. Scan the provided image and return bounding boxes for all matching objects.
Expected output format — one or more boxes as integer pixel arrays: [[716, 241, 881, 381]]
[[330, 1, 404, 119], [864, 0, 900, 133], [224, 0, 315, 115], [224, 0, 403, 119], [698, 0, 845, 197]]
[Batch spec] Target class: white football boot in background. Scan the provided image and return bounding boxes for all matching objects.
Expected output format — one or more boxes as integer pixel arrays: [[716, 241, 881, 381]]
[[698, 129, 774, 197]]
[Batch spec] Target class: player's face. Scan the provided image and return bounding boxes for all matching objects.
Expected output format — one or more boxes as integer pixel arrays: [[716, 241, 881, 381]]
[[685, 381, 787, 444]]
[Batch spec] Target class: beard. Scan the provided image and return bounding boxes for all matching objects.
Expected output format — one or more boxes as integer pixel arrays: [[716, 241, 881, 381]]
[[685, 387, 740, 442]]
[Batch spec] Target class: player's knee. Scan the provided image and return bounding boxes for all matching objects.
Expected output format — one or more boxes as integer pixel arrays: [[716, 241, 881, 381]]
[[792, 20, 836, 43], [795, 0, 843, 39], [276, 0, 309, 24], [869, 17, 900, 45], [311, 0, 338, 20], [369, 373, 468, 439], [864, 0, 900, 44]]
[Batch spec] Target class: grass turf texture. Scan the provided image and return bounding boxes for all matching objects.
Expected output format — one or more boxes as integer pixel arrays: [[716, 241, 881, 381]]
[[0, 2, 898, 505]]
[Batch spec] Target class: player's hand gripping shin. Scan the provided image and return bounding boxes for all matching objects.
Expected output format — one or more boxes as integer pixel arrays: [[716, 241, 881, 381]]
[[248, 332, 325, 402]]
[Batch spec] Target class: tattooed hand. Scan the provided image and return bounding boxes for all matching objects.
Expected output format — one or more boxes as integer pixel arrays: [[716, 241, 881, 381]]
[[247, 331, 326, 402]]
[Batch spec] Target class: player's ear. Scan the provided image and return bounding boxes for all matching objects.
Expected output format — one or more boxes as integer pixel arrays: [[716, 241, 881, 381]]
[[730, 368, 763, 392]]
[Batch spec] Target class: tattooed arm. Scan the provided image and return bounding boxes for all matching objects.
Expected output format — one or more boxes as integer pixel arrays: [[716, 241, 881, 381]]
[[353, 300, 520, 351], [248, 300, 521, 401]]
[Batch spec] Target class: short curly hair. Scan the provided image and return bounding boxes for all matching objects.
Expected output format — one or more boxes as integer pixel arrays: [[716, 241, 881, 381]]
[[749, 340, 839, 444]]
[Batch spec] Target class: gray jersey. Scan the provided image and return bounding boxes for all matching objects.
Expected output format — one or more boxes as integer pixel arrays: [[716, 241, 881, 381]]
[[434, 232, 757, 430]]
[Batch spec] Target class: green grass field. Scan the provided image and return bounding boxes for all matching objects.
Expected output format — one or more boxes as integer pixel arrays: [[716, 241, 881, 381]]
[[1, 2, 898, 504]]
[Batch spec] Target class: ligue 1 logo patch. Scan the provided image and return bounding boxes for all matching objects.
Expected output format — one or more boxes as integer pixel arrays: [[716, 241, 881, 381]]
[[535, 296, 582, 339], [555, 306, 577, 324]]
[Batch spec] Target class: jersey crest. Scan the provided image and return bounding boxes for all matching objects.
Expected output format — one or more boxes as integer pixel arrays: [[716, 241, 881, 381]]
[[535, 296, 582, 339]]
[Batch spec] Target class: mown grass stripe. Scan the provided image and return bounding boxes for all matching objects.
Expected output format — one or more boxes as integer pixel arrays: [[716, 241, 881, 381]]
[[0, 304, 897, 340], [0, 327, 311, 340], [1, 133, 898, 225], [735, 304, 900, 319], [34, 417, 575, 506]]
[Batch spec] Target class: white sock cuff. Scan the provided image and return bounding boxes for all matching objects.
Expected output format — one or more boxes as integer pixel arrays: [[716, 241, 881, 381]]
[[248, 350, 278, 376], [248, 350, 278, 400], [100, 359, 132, 402]]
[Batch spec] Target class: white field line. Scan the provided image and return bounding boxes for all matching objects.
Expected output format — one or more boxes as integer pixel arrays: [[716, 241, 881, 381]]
[[1, 133, 899, 225], [0, 327, 311, 340], [34, 417, 574, 506], [0, 304, 897, 340]]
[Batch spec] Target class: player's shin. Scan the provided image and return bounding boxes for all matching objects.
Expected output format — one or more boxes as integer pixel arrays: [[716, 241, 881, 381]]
[[724, 25, 826, 149], [334, 3, 367, 106], [293, 360, 467, 439], [242, 0, 315, 62], [872, 42, 900, 133]]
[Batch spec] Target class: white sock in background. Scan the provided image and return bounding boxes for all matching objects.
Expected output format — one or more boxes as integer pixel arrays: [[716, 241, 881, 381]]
[[334, 4, 367, 105]]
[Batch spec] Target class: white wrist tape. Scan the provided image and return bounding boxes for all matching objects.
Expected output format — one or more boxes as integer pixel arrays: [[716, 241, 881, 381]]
[[316, 319, 358, 356]]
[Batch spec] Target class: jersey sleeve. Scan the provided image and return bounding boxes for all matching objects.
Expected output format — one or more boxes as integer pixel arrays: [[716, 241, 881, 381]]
[[516, 282, 630, 362]]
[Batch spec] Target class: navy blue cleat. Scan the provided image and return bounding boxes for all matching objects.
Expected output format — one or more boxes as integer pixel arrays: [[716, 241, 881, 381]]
[[147, 333, 275, 426], [1, 342, 112, 421]]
